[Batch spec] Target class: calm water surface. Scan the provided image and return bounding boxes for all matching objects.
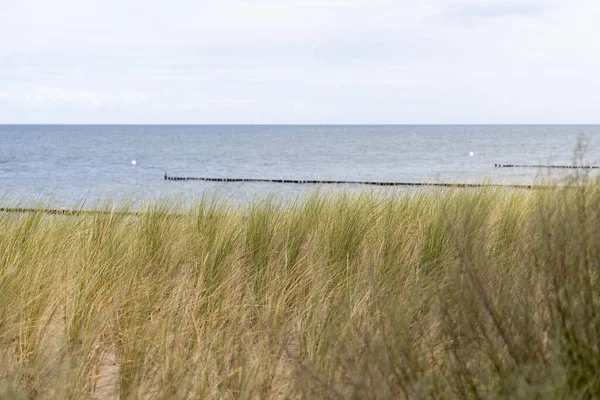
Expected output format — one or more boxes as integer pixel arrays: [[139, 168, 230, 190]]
[[1, 125, 599, 208]]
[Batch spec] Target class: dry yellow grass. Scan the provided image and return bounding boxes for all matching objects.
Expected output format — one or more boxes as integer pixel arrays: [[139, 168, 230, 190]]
[[0, 183, 599, 398]]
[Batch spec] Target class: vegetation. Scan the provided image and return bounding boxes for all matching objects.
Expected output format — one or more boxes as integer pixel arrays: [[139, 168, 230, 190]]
[[0, 180, 599, 399]]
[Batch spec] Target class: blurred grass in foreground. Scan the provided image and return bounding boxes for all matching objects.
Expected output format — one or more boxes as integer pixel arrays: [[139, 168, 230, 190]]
[[0, 181, 599, 399]]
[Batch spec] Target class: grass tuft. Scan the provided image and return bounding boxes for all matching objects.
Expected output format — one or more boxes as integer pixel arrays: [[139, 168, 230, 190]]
[[0, 183, 600, 398]]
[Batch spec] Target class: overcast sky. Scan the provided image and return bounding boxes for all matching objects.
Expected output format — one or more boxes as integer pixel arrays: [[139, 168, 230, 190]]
[[1, 0, 599, 124]]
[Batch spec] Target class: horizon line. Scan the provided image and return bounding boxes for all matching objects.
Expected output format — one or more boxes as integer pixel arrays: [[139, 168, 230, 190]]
[[1, 123, 600, 126]]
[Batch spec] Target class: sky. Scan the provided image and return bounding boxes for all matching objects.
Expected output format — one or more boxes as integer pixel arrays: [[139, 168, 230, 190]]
[[0, 0, 599, 124]]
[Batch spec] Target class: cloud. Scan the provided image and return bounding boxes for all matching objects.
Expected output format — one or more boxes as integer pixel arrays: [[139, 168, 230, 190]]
[[141, 65, 415, 88], [0, 0, 443, 53], [447, 1, 549, 18], [180, 99, 257, 110], [0, 86, 149, 107], [0, 0, 599, 123]]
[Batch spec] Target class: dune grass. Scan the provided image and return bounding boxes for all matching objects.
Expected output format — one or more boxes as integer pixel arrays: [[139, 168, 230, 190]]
[[0, 182, 599, 399]]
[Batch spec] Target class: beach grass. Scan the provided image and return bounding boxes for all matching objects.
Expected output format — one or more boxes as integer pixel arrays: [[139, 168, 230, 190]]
[[0, 181, 599, 399]]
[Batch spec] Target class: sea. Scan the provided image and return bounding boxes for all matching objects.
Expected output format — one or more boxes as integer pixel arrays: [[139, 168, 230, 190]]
[[1, 125, 599, 209]]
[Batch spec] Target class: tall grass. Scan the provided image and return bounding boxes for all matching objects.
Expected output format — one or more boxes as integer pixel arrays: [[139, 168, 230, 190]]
[[0, 183, 599, 398]]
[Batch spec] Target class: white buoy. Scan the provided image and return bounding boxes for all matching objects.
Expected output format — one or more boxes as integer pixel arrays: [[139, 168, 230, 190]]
[[469, 152, 474, 157], [131, 160, 137, 165]]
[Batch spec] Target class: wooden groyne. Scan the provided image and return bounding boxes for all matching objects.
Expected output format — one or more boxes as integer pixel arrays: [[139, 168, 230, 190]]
[[164, 173, 538, 189], [0, 207, 140, 216], [495, 164, 599, 169]]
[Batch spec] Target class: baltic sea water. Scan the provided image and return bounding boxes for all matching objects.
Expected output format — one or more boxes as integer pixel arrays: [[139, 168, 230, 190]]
[[1, 125, 599, 208]]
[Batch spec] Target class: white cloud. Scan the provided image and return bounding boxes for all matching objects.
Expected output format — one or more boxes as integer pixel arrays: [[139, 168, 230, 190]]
[[443, 0, 554, 18], [180, 99, 256, 110], [0, 86, 149, 107], [141, 65, 415, 87], [0, 0, 599, 123]]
